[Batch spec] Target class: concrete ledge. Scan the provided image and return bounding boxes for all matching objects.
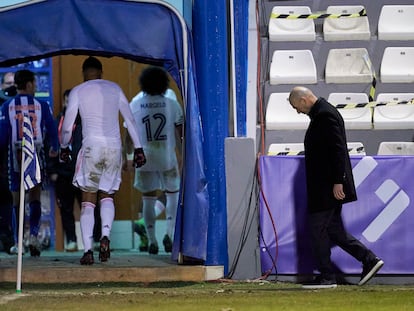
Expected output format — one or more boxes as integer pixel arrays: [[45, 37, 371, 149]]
[[0, 251, 224, 283], [0, 266, 216, 283]]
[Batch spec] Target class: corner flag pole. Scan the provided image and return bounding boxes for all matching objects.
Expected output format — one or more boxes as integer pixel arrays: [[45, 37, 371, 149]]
[[16, 142, 26, 293], [16, 114, 42, 293]]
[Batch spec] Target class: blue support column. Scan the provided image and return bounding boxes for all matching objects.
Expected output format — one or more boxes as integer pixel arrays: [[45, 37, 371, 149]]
[[192, 0, 229, 272], [234, 0, 249, 136]]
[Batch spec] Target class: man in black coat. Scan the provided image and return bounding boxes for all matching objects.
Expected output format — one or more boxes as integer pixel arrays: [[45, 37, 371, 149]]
[[289, 86, 384, 289]]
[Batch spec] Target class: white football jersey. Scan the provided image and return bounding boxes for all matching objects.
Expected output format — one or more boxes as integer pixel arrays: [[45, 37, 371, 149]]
[[61, 79, 141, 149], [130, 93, 183, 171]]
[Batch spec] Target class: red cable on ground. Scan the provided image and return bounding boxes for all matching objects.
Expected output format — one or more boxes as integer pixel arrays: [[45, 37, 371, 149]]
[[254, 1, 279, 279], [256, 152, 279, 278]]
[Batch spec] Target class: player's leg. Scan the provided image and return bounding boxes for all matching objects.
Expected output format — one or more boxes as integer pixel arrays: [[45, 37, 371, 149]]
[[27, 184, 42, 257], [74, 146, 99, 264], [134, 170, 161, 254], [134, 195, 165, 251], [9, 171, 22, 254], [162, 166, 180, 253], [96, 146, 123, 261], [97, 191, 115, 262], [55, 176, 78, 251], [142, 193, 158, 254], [80, 191, 97, 264]]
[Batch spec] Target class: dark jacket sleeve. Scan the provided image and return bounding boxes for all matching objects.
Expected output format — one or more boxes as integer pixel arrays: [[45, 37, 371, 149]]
[[0, 103, 10, 149], [41, 101, 59, 152]]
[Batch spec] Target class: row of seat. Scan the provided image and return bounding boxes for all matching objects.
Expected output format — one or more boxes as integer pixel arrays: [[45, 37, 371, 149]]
[[269, 5, 414, 42], [269, 48, 414, 85], [268, 142, 366, 155], [268, 142, 414, 156], [266, 93, 414, 130]]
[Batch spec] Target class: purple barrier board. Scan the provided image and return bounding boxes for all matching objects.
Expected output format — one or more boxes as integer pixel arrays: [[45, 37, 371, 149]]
[[259, 155, 414, 275]]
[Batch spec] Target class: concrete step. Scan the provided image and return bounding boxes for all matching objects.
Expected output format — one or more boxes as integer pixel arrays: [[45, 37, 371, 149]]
[[0, 250, 224, 284]]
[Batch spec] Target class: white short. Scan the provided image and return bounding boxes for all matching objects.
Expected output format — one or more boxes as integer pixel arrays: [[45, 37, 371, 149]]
[[134, 165, 180, 193], [73, 145, 122, 194]]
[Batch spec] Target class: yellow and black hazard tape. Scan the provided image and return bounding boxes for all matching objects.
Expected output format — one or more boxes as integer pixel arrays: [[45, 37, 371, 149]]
[[270, 8, 367, 20], [362, 54, 377, 102], [268, 147, 365, 156], [268, 150, 305, 156], [335, 98, 414, 109]]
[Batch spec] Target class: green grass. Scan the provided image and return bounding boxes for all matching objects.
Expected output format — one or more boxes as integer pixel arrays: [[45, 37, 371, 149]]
[[1, 281, 414, 310]]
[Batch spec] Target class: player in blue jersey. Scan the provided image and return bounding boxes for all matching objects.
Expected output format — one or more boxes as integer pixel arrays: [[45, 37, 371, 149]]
[[0, 69, 59, 257]]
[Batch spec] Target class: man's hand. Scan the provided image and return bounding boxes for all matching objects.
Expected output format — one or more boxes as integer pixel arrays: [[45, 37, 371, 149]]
[[133, 148, 146, 168], [333, 183, 345, 200], [60, 146, 72, 163]]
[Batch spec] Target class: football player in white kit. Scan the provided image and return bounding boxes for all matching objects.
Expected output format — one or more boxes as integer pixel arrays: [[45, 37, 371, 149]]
[[60, 57, 146, 265], [126, 66, 183, 254]]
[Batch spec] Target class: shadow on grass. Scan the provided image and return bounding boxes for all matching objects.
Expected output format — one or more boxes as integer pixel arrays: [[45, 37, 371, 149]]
[[0, 281, 201, 291]]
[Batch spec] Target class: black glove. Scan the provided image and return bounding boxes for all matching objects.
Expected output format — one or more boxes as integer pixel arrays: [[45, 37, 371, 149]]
[[59, 146, 72, 163], [133, 148, 146, 168]]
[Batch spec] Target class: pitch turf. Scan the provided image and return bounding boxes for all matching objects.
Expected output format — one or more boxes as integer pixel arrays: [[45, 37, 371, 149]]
[[1, 281, 413, 310]]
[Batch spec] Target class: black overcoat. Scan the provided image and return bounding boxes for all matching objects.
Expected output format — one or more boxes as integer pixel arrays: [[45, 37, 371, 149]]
[[304, 97, 357, 213]]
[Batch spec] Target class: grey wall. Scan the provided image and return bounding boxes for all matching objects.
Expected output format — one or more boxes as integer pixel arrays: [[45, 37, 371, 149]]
[[225, 138, 261, 279], [226, 0, 414, 280]]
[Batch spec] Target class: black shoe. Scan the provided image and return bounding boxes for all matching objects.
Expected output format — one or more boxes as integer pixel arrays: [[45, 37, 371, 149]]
[[139, 236, 149, 252], [0, 233, 14, 254], [134, 221, 148, 252], [29, 235, 41, 257], [302, 275, 337, 289], [163, 234, 172, 253], [80, 250, 94, 265], [359, 257, 384, 286], [99, 236, 111, 262], [149, 243, 159, 255]]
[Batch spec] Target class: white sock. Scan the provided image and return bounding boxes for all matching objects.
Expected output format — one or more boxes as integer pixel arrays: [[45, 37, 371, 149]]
[[80, 202, 95, 252], [154, 199, 166, 217], [165, 192, 179, 239], [100, 197, 115, 239], [143, 196, 157, 245]]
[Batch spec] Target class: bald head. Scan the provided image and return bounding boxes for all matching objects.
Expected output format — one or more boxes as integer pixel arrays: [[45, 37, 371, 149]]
[[289, 86, 318, 115], [1, 72, 14, 90]]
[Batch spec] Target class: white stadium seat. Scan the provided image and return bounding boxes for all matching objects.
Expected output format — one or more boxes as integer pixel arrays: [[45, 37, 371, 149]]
[[269, 6, 316, 42], [266, 92, 310, 130], [328, 93, 372, 129], [268, 143, 304, 156], [347, 142, 366, 156], [377, 142, 414, 155], [380, 47, 414, 83], [269, 50, 317, 85], [325, 48, 373, 84], [323, 5, 370, 41], [373, 93, 414, 129], [378, 5, 414, 40]]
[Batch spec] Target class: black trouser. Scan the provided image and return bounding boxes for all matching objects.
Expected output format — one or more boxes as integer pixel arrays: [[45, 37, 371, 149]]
[[55, 176, 101, 243], [55, 176, 81, 243], [309, 206, 377, 278], [93, 203, 101, 242], [0, 177, 13, 250]]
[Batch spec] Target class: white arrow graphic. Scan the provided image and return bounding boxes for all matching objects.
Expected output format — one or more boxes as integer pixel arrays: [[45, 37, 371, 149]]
[[362, 179, 410, 242]]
